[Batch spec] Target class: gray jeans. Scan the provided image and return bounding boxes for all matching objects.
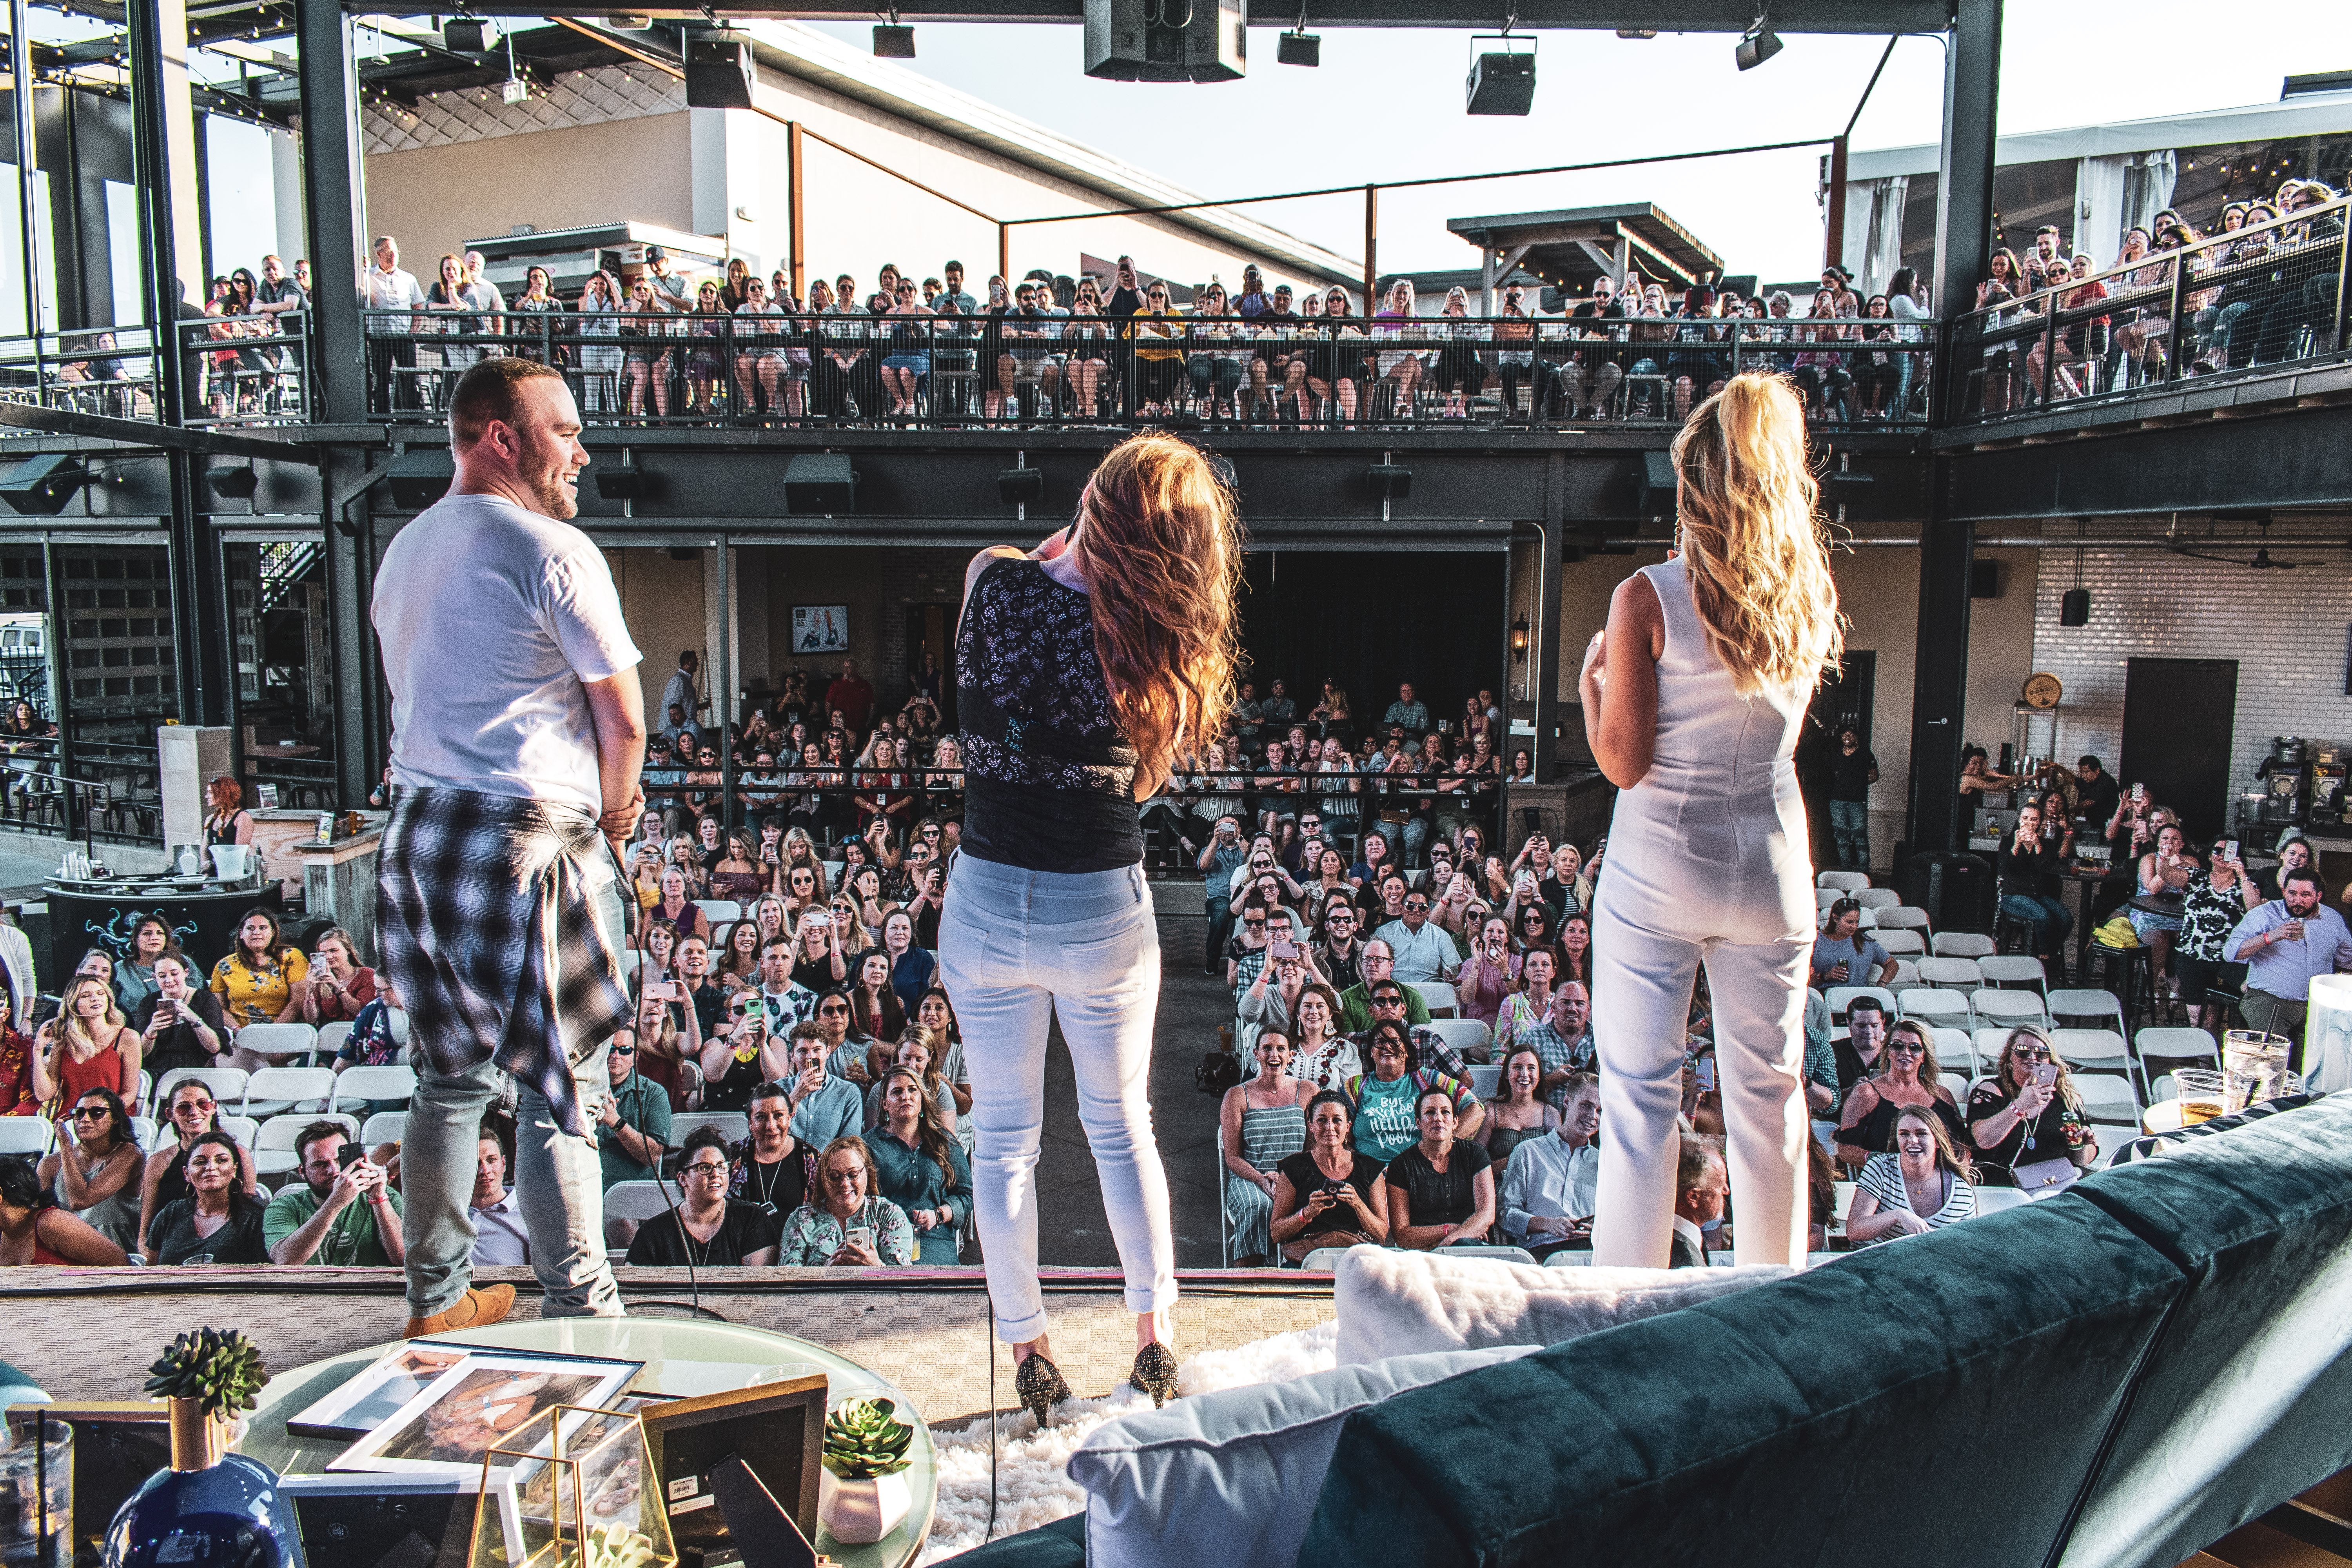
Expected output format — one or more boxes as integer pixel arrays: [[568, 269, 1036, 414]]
[[403, 1050, 620, 1319]]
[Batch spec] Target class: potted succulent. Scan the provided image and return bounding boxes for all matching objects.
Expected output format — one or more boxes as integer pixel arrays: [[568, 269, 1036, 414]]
[[816, 1396, 915, 1544], [105, 1328, 300, 1567]]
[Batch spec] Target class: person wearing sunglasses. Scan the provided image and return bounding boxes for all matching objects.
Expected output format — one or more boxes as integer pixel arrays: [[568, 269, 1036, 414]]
[[135, 1076, 258, 1256], [595, 1026, 671, 1188], [1370, 888, 1459, 987], [626, 1126, 780, 1267], [1833, 1019, 1964, 1171], [1966, 1025, 2096, 1190], [36, 1087, 140, 1252]]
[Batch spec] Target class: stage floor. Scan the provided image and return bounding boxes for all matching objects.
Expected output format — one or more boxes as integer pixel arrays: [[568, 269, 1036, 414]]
[[0, 1265, 1334, 1426]]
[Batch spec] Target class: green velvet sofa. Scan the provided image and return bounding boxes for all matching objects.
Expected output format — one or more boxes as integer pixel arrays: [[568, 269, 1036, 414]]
[[945, 1094, 2352, 1568]]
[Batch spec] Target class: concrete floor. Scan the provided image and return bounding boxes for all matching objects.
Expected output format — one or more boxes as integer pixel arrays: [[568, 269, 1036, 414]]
[[1031, 912, 1231, 1270]]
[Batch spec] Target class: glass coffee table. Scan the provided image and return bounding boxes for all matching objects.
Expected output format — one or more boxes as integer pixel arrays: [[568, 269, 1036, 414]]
[[242, 1317, 936, 1568]]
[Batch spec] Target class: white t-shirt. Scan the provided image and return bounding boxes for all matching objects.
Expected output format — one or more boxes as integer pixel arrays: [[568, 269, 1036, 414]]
[[374, 492, 640, 812]]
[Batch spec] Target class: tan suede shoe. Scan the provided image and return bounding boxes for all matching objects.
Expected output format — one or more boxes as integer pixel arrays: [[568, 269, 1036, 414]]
[[401, 1283, 517, 1339]]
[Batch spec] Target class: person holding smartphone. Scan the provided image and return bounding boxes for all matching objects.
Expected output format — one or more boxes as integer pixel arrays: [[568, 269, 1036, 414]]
[[1965, 1025, 2096, 1189], [776, 1134, 913, 1266], [134, 953, 232, 1076], [2173, 839, 2258, 1033], [263, 1122, 404, 1267]]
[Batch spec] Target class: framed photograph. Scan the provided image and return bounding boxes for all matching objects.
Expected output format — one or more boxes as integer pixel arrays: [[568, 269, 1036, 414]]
[[328, 1352, 642, 1478], [641, 1373, 828, 1558], [791, 605, 849, 655], [287, 1341, 624, 1442], [279, 1470, 495, 1568]]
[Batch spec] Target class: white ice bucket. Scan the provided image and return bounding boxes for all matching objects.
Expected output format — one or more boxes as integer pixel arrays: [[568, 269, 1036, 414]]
[[208, 844, 252, 880]]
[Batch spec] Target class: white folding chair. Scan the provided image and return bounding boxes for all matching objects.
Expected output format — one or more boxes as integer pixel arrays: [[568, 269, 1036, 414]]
[[0, 1119, 56, 1156], [1975, 956, 2050, 995], [1824, 986, 1897, 1025], [2147, 1073, 2177, 1102], [128, 1116, 157, 1150], [1811, 1121, 1840, 1160], [1974, 1025, 2025, 1068], [154, 1067, 248, 1111], [1938, 1071, 1972, 1102], [1299, 1247, 1355, 1272], [1817, 888, 1845, 912], [1817, 871, 1870, 893], [670, 1111, 750, 1148], [315, 1022, 354, 1062], [1465, 1064, 1502, 1100], [2072, 1073, 2141, 1128], [1408, 981, 1459, 1020], [1830, 1180, 1856, 1239], [601, 1179, 686, 1223], [251, 1110, 360, 1177], [1853, 888, 1900, 909], [1897, 988, 1973, 1033], [1971, 989, 2051, 1032], [1853, 907, 1880, 930], [233, 1022, 321, 1065], [1875, 906, 1933, 932], [1877, 929, 1927, 958], [1435, 1245, 1538, 1265], [1545, 1251, 1597, 1267], [359, 1111, 408, 1147], [242, 1065, 338, 1118], [2047, 989, 2126, 1032], [218, 1114, 260, 1150], [332, 1065, 418, 1109], [1886, 959, 1920, 991], [619, 949, 642, 982], [1915, 957, 1985, 991], [1932, 1028, 1977, 1076], [2134, 1026, 2220, 1079], [1427, 1017, 1493, 1065], [388, 1009, 410, 1047], [2053, 1027, 2131, 1079], [693, 900, 742, 927], [1973, 1187, 2033, 1215], [1931, 932, 1996, 959]]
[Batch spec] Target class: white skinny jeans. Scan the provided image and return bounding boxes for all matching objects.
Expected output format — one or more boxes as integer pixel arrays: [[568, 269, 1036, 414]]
[[936, 854, 1174, 1343]]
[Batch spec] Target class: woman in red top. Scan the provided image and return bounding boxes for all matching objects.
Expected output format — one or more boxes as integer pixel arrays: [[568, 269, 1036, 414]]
[[298, 926, 379, 1025], [0, 1153, 127, 1267], [31, 975, 140, 1117]]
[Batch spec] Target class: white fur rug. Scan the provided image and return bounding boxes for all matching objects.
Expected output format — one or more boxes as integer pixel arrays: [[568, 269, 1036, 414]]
[[915, 1322, 1341, 1563]]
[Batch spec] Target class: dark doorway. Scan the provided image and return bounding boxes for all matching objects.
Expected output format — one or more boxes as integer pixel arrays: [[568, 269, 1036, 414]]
[[2120, 657, 2238, 842], [1239, 551, 1504, 743], [1795, 651, 1876, 874], [902, 603, 955, 726]]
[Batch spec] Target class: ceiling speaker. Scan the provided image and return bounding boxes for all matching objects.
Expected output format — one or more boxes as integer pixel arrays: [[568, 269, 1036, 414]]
[[2060, 588, 2091, 627], [784, 453, 857, 515], [685, 33, 757, 109]]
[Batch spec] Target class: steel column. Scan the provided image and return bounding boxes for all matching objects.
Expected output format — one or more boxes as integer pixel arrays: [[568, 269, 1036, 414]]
[[9, 0, 42, 345], [1931, 0, 2000, 324], [1824, 133, 1848, 270], [1904, 462, 1971, 856], [1363, 184, 1377, 310], [1531, 450, 1567, 785]]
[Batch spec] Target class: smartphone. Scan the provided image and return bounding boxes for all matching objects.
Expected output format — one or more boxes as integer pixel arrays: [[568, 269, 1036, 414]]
[[2033, 1063, 2060, 1088], [1271, 940, 1298, 961], [844, 1226, 876, 1254], [2132, 782, 2147, 804], [2223, 840, 2240, 863], [1695, 1058, 1717, 1093], [336, 1143, 366, 1171]]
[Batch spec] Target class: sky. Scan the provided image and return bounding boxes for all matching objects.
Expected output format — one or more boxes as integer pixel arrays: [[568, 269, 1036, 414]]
[[805, 2, 2352, 285]]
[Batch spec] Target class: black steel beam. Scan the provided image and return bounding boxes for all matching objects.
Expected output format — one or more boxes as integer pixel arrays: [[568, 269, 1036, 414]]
[[345, 0, 1948, 25], [1532, 452, 1568, 784], [1931, 0, 1998, 338], [1946, 404, 2352, 521], [0, 401, 322, 462]]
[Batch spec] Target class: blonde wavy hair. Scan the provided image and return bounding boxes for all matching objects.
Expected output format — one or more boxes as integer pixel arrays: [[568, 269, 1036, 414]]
[[1075, 433, 1244, 784], [1670, 373, 1845, 695]]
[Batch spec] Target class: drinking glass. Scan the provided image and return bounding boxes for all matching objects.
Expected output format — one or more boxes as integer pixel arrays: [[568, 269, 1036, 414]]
[[0, 1419, 71, 1568], [2223, 1030, 2292, 1114], [2171, 1067, 2226, 1126]]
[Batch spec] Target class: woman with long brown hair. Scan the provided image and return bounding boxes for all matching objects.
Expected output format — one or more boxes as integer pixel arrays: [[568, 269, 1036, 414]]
[[1580, 372, 1843, 1270], [940, 431, 1241, 1423]]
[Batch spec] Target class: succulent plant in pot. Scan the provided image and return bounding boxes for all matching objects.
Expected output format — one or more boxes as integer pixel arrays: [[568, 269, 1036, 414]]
[[106, 1328, 301, 1567], [816, 1397, 915, 1544]]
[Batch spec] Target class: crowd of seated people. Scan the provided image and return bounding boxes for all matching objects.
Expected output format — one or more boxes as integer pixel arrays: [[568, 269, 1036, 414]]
[[1969, 180, 2347, 413]]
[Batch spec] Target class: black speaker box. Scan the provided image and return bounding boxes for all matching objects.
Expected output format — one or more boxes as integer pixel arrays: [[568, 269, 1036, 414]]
[[784, 453, 857, 515], [2060, 587, 2091, 626], [685, 33, 756, 109], [0, 454, 85, 515], [1634, 449, 1677, 517], [1970, 559, 2000, 598], [1084, 0, 1244, 83], [384, 450, 454, 510], [1466, 52, 1535, 115]]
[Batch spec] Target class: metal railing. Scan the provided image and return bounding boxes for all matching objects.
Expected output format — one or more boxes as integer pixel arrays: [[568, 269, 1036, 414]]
[[358, 307, 1936, 431], [0, 327, 163, 424], [178, 308, 314, 426], [1947, 196, 2352, 425]]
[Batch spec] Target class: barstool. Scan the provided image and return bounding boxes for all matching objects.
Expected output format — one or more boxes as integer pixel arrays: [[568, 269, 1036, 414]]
[[2084, 941, 2152, 1033]]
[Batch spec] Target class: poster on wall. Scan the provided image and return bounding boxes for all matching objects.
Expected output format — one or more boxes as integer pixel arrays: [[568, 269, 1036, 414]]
[[793, 605, 850, 654]]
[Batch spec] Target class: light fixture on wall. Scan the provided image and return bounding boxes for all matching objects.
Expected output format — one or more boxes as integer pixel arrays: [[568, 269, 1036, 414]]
[[1511, 613, 1529, 664]]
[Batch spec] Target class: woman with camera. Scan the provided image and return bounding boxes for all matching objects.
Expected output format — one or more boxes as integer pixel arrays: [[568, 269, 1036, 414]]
[[1966, 1025, 2097, 1190], [136, 953, 233, 1077], [298, 927, 378, 1026], [1268, 1089, 1388, 1264]]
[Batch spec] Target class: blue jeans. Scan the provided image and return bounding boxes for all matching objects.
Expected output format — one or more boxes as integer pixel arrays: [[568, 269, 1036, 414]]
[[1371, 816, 1428, 867], [1828, 799, 1869, 870], [938, 854, 1171, 1343], [2000, 893, 2073, 953], [403, 1050, 621, 1319]]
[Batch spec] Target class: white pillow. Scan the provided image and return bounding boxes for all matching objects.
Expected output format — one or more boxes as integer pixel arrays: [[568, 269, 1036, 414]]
[[1069, 1343, 1534, 1568], [1335, 1245, 1794, 1363]]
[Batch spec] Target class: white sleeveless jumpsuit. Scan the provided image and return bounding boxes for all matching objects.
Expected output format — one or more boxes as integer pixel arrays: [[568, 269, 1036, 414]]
[[1590, 554, 1817, 1268]]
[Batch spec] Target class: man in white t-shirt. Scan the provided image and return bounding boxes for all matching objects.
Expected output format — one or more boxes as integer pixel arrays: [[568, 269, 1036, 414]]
[[374, 355, 646, 1337]]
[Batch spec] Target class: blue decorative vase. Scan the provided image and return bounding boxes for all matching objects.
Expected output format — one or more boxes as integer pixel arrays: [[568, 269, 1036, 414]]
[[103, 1403, 304, 1568]]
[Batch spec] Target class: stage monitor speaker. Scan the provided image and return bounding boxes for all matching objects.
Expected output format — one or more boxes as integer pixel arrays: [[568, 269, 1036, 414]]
[[685, 33, 757, 109], [0, 453, 85, 515], [1466, 51, 1535, 114], [1084, 0, 1244, 83], [1634, 449, 1677, 517], [2061, 587, 2091, 626], [383, 450, 454, 510], [784, 453, 857, 515], [1970, 560, 2000, 599]]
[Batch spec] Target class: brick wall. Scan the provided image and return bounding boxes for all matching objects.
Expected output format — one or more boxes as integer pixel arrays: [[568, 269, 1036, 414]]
[[876, 548, 968, 704], [2029, 542, 2352, 801]]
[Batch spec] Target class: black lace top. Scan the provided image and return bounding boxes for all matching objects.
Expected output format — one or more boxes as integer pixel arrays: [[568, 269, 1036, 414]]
[[956, 557, 1142, 873]]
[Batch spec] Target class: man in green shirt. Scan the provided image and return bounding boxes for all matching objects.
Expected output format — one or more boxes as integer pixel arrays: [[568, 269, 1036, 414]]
[[1336, 940, 1432, 1033], [264, 1122, 405, 1266], [597, 1030, 673, 1188]]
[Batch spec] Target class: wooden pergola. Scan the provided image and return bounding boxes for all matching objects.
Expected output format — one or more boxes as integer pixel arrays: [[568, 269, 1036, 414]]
[[1446, 202, 1727, 313]]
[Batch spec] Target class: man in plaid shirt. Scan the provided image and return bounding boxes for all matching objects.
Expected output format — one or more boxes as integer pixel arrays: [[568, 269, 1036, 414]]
[[375, 356, 646, 1337]]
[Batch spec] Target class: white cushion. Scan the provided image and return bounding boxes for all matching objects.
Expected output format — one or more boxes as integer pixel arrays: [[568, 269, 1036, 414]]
[[1069, 1343, 1535, 1568], [1333, 1243, 1794, 1363]]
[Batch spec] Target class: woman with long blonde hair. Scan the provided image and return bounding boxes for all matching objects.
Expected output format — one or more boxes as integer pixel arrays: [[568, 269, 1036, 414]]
[[1579, 372, 1843, 1269], [940, 430, 1241, 1423]]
